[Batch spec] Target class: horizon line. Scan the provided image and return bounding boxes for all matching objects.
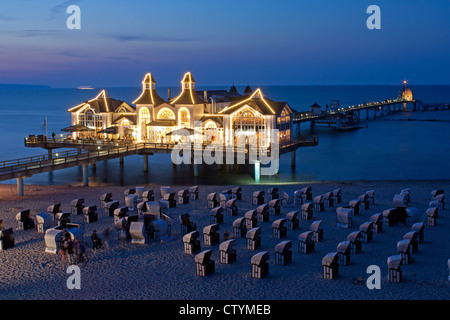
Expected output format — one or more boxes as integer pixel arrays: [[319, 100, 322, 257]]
[[3, 83, 450, 89]]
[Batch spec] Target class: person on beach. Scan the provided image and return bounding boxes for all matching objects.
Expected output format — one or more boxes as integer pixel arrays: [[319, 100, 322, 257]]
[[73, 238, 79, 259], [58, 245, 67, 265], [91, 230, 102, 250], [103, 226, 110, 249], [119, 228, 127, 246], [64, 237, 74, 264], [76, 240, 86, 263]]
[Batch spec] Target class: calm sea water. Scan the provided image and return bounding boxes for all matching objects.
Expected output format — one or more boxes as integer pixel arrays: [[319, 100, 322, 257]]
[[1, 85, 449, 186]]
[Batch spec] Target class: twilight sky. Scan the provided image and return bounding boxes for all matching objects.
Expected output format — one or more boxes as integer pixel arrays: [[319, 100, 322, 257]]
[[0, 0, 449, 88]]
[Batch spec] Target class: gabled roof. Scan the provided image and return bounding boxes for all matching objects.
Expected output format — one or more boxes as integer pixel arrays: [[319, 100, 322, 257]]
[[112, 114, 137, 125], [68, 90, 135, 113], [132, 73, 165, 106], [218, 88, 289, 116], [169, 72, 205, 105], [200, 115, 223, 127]]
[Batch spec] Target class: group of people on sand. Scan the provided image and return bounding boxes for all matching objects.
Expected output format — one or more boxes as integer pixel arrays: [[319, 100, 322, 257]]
[[58, 231, 86, 265], [58, 229, 106, 265]]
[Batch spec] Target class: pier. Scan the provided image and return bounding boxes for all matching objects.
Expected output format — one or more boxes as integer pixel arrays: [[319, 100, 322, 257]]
[[0, 135, 318, 194], [292, 99, 450, 129]]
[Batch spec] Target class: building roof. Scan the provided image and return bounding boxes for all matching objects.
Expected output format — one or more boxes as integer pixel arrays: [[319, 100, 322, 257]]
[[132, 73, 165, 106], [181, 72, 196, 83], [200, 115, 224, 127], [228, 85, 242, 98], [112, 114, 137, 125], [68, 90, 134, 113], [243, 84, 252, 95], [147, 120, 177, 127], [218, 88, 290, 116], [142, 73, 156, 84], [169, 72, 205, 105], [310, 102, 322, 109]]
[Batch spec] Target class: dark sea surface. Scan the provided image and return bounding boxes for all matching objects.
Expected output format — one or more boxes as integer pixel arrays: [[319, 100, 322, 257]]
[[0, 85, 449, 186]]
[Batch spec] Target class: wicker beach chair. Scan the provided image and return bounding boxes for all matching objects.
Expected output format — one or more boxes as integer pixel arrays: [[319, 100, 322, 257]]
[[388, 255, 402, 283], [310, 220, 323, 242], [195, 250, 215, 276], [336, 207, 352, 228], [203, 224, 220, 246], [272, 218, 287, 239], [246, 227, 261, 250], [322, 252, 339, 280], [347, 231, 362, 254], [219, 239, 236, 264], [244, 210, 257, 230], [285, 211, 299, 230], [232, 217, 246, 238], [253, 191, 265, 205], [301, 202, 314, 220], [15, 210, 34, 230], [274, 240, 292, 266], [210, 206, 224, 224], [298, 231, 314, 253], [251, 251, 270, 279], [183, 230, 201, 254], [179, 213, 197, 235]]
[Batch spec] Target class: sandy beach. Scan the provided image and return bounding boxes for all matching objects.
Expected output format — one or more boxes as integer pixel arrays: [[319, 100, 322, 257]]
[[0, 180, 449, 300]]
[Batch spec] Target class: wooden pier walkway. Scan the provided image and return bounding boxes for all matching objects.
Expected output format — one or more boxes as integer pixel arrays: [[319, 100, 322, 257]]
[[292, 99, 450, 127], [1, 135, 318, 194]]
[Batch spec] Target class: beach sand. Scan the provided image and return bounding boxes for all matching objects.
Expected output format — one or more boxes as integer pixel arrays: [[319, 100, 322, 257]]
[[0, 181, 449, 300]]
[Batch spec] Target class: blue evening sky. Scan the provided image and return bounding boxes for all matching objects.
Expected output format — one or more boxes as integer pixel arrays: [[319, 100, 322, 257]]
[[0, 0, 449, 87]]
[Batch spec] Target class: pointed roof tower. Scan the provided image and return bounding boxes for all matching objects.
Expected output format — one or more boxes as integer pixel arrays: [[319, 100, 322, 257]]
[[228, 84, 242, 98], [133, 72, 165, 106], [169, 72, 205, 104], [243, 84, 253, 95]]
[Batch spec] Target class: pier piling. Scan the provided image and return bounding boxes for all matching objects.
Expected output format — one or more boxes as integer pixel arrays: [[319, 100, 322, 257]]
[[291, 150, 296, 169], [17, 177, 24, 196], [193, 164, 199, 177], [82, 164, 89, 186], [143, 154, 148, 172]]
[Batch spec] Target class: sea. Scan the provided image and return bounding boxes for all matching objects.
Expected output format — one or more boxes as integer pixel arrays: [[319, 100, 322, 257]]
[[1, 84, 449, 186]]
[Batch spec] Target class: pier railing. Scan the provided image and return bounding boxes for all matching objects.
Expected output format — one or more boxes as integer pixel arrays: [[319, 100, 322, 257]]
[[24, 135, 134, 149], [3, 136, 319, 181]]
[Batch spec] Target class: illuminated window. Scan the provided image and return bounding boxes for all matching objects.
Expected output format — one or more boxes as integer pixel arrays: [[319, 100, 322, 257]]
[[277, 108, 290, 124], [78, 108, 102, 128], [205, 121, 217, 129], [179, 108, 190, 127], [140, 107, 150, 124], [157, 108, 175, 120]]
